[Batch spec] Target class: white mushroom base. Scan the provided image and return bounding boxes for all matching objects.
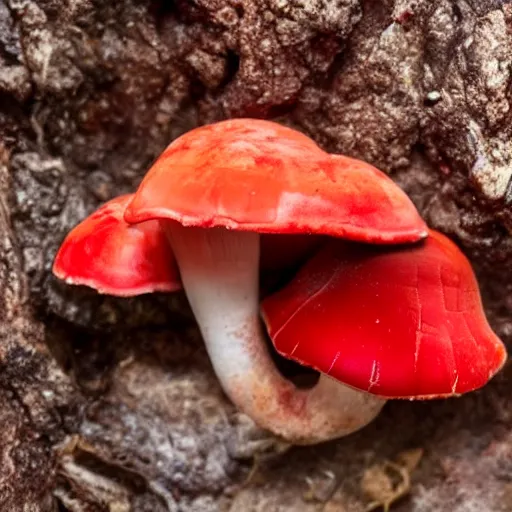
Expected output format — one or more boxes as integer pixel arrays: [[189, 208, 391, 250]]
[[165, 223, 386, 444]]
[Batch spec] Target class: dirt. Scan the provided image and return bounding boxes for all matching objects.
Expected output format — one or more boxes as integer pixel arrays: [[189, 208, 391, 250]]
[[0, 0, 511, 510]]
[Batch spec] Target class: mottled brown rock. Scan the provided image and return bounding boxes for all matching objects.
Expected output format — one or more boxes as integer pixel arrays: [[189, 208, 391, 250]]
[[0, 141, 80, 509], [1, 0, 511, 510]]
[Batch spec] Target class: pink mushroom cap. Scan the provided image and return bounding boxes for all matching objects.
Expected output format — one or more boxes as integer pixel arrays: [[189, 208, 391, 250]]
[[53, 194, 181, 296]]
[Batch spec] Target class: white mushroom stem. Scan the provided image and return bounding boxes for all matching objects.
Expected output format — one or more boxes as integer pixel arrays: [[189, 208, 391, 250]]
[[164, 223, 386, 444]]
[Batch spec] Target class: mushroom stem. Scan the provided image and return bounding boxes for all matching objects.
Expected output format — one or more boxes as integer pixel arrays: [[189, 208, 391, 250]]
[[164, 224, 386, 444]]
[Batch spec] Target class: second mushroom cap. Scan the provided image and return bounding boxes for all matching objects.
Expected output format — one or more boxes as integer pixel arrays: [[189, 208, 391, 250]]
[[261, 230, 507, 398], [53, 194, 181, 296]]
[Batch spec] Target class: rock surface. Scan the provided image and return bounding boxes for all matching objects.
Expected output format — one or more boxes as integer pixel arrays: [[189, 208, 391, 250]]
[[1, 0, 511, 510]]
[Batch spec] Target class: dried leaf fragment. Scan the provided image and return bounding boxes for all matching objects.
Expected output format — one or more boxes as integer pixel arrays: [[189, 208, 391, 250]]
[[361, 449, 424, 511]]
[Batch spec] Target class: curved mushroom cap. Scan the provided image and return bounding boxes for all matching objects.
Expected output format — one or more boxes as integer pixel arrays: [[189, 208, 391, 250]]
[[53, 195, 181, 296], [124, 119, 427, 244], [261, 230, 507, 398]]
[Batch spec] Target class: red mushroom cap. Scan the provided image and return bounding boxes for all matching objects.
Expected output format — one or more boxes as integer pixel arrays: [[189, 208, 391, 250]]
[[53, 195, 181, 296], [124, 119, 427, 244], [261, 229, 507, 398]]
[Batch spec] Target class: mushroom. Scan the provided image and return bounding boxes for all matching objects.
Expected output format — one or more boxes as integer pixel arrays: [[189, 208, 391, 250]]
[[53, 194, 180, 296], [123, 118, 429, 443], [262, 229, 507, 402]]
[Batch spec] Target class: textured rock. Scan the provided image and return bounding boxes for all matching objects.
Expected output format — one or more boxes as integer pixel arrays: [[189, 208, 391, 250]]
[[0, 138, 80, 509]]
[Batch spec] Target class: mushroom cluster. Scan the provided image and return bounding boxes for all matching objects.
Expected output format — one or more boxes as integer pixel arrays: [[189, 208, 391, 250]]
[[54, 119, 507, 445]]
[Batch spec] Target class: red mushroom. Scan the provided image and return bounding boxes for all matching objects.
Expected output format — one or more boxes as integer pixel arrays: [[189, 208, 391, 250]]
[[53, 194, 180, 296], [123, 118, 428, 443], [262, 229, 506, 403], [125, 119, 427, 243]]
